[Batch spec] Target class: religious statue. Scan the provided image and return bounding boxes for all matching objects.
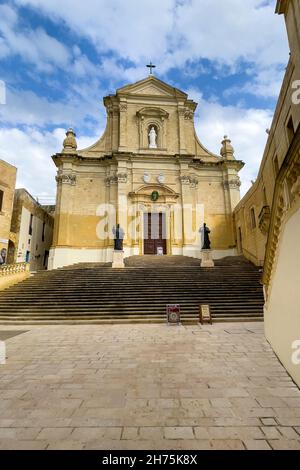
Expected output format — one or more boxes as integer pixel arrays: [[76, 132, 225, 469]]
[[112, 224, 125, 251], [149, 126, 157, 149], [199, 223, 211, 250], [0, 248, 6, 265]]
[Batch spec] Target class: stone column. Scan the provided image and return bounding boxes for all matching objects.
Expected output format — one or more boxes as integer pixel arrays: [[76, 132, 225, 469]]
[[178, 105, 187, 154], [116, 160, 129, 256], [118, 101, 128, 151], [179, 162, 194, 254]]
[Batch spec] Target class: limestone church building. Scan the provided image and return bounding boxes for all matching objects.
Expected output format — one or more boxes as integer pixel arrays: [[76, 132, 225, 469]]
[[49, 75, 244, 269]]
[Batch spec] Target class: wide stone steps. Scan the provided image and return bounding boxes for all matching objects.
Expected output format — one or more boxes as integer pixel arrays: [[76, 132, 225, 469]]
[[0, 257, 264, 324]]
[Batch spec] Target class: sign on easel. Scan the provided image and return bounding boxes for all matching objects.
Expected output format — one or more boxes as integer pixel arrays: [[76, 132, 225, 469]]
[[166, 304, 181, 325], [199, 304, 212, 324]]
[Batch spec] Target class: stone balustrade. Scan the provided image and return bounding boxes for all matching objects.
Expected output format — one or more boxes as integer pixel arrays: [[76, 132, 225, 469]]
[[0, 262, 30, 277]]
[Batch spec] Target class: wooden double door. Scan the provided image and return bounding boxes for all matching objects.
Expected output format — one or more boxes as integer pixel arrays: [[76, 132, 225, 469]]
[[143, 213, 167, 255]]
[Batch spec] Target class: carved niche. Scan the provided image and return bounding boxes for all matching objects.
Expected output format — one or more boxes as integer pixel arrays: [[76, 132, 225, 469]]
[[136, 107, 169, 150]]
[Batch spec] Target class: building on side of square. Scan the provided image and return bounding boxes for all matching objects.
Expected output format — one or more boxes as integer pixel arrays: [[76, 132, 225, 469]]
[[233, 0, 300, 386], [0, 159, 17, 265], [9, 189, 54, 271], [49, 76, 244, 269]]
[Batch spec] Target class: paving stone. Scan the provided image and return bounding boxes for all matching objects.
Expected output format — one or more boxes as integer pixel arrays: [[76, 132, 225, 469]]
[[0, 323, 299, 450], [164, 427, 194, 439], [139, 427, 164, 440], [243, 439, 271, 450], [121, 427, 139, 440], [261, 426, 281, 439], [278, 427, 300, 439], [261, 418, 277, 426], [46, 440, 85, 450], [37, 427, 73, 440], [209, 439, 245, 450], [269, 439, 300, 450], [71, 427, 122, 440]]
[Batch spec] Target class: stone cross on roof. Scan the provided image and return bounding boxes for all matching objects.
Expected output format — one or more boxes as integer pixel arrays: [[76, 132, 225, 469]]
[[146, 62, 156, 75]]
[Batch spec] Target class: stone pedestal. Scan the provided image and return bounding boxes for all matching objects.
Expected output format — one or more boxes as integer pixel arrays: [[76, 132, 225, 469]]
[[112, 250, 125, 268], [201, 249, 215, 268]]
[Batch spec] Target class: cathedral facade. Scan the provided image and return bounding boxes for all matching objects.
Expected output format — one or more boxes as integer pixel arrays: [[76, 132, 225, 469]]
[[49, 76, 244, 269]]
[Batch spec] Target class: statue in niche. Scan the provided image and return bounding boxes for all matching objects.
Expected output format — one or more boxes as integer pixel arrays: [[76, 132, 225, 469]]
[[149, 126, 158, 149], [199, 223, 211, 250], [112, 224, 125, 251]]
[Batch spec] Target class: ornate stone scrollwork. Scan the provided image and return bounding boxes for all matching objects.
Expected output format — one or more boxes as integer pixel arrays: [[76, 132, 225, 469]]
[[119, 103, 128, 112], [105, 174, 128, 186], [179, 175, 198, 188], [184, 110, 194, 120], [56, 173, 77, 186], [258, 205, 271, 235], [190, 177, 199, 188], [179, 175, 191, 185], [223, 178, 241, 190], [287, 162, 300, 200], [117, 173, 128, 184], [105, 176, 118, 186]]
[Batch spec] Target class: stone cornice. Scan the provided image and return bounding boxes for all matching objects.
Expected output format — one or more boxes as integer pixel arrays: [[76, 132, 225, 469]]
[[220, 159, 245, 171], [275, 0, 289, 14]]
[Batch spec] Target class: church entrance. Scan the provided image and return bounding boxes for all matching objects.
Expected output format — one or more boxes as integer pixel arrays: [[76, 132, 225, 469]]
[[143, 213, 167, 255]]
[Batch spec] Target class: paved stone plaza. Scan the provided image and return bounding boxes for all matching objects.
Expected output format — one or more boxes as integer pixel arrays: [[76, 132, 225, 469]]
[[0, 323, 300, 450]]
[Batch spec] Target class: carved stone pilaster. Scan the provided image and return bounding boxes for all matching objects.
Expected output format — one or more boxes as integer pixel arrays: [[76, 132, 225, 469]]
[[258, 205, 271, 235], [117, 173, 128, 184], [184, 110, 194, 120], [179, 175, 191, 185], [223, 178, 241, 190], [56, 173, 77, 186], [105, 176, 118, 187], [105, 174, 128, 186], [119, 103, 128, 113], [190, 178, 198, 189]]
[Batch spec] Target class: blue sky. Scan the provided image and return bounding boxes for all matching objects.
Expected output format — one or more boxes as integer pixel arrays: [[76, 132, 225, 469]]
[[0, 0, 289, 200]]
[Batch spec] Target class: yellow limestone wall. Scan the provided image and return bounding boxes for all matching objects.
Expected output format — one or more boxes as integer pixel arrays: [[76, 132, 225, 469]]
[[234, 0, 300, 387], [0, 271, 30, 291], [264, 202, 300, 388], [0, 159, 17, 256], [50, 76, 244, 268]]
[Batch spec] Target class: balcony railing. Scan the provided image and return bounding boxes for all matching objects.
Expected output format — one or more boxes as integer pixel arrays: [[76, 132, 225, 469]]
[[0, 263, 30, 277]]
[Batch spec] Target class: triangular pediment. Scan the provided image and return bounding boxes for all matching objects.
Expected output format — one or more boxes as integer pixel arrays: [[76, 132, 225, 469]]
[[116, 76, 187, 99]]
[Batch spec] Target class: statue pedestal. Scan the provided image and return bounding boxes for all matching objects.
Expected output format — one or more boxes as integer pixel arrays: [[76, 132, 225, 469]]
[[112, 250, 125, 269], [201, 249, 214, 268]]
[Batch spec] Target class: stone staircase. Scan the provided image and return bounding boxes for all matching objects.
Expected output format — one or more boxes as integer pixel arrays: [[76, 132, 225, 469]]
[[0, 256, 264, 324]]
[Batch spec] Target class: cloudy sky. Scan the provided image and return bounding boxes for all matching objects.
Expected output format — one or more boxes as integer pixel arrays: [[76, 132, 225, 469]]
[[0, 0, 289, 201]]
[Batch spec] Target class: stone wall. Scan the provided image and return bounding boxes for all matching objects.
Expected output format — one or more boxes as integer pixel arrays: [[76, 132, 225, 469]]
[[0, 159, 17, 262], [234, 1, 300, 266], [50, 78, 243, 268], [234, 0, 300, 387], [10, 189, 54, 271]]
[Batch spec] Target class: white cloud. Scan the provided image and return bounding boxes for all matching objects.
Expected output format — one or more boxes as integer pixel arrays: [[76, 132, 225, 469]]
[[224, 64, 286, 100], [0, 127, 100, 197], [14, 0, 289, 76], [0, 92, 272, 199], [0, 127, 59, 197], [0, 0, 288, 200], [0, 4, 70, 72], [0, 85, 106, 131], [188, 88, 272, 195]]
